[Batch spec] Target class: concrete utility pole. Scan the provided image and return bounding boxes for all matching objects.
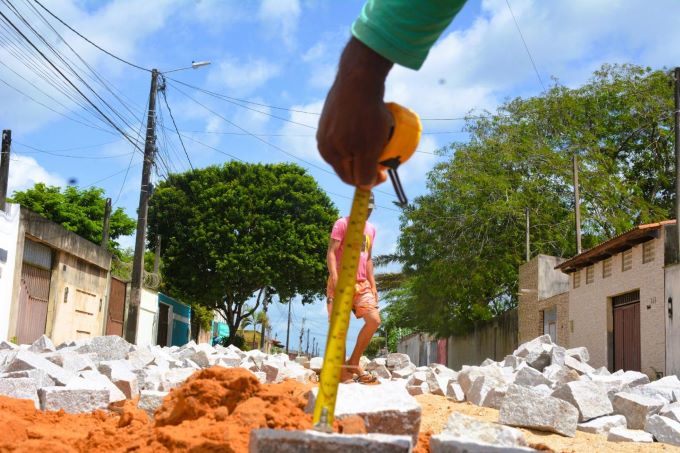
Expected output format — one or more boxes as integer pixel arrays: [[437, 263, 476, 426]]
[[285, 301, 292, 354], [0, 130, 11, 212], [298, 318, 305, 356], [305, 328, 310, 356], [101, 198, 111, 247], [674, 67, 680, 263], [573, 153, 582, 255], [525, 207, 530, 262], [125, 69, 159, 344]]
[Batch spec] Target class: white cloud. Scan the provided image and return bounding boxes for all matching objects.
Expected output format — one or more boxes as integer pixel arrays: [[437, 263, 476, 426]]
[[207, 58, 281, 96], [275, 100, 323, 165], [8, 155, 66, 196], [258, 0, 301, 49]]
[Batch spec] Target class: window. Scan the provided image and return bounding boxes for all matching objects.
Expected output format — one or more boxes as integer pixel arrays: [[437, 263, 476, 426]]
[[586, 265, 594, 284], [622, 249, 633, 271], [642, 241, 655, 264], [573, 270, 581, 288], [603, 257, 612, 278]]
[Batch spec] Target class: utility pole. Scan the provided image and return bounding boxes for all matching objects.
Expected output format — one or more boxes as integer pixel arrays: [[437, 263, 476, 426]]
[[0, 130, 11, 212], [153, 234, 161, 274], [125, 69, 159, 344], [573, 153, 582, 255], [305, 328, 310, 356], [285, 301, 292, 354], [298, 318, 305, 356], [101, 198, 111, 247], [312, 337, 316, 357], [525, 207, 530, 262], [674, 67, 680, 263], [259, 290, 269, 351]]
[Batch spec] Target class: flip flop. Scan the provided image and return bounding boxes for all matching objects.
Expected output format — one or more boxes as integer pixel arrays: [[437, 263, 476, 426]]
[[353, 372, 380, 385]]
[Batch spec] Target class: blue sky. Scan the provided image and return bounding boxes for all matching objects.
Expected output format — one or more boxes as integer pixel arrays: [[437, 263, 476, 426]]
[[4, 0, 680, 356]]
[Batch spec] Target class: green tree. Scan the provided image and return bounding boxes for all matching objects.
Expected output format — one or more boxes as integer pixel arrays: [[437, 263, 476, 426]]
[[148, 162, 338, 346], [394, 64, 674, 337], [9, 183, 135, 250], [364, 336, 386, 359]]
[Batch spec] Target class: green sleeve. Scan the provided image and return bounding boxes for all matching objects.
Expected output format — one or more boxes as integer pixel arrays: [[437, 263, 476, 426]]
[[352, 0, 466, 70]]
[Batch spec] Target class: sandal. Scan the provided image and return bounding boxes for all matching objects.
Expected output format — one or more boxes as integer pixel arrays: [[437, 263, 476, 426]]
[[353, 372, 380, 385]]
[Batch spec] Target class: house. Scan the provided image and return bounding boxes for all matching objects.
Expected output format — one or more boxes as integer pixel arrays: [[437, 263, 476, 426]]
[[2, 205, 113, 345], [519, 220, 680, 379]]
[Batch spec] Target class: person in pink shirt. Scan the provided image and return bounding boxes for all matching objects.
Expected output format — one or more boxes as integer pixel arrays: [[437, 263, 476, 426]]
[[326, 192, 379, 384]]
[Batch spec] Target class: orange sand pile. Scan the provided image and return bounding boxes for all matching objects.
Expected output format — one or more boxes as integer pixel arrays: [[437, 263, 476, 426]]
[[0, 367, 315, 452]]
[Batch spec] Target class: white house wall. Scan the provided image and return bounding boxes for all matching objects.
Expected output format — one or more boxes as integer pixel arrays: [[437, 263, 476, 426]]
[[0, 203, 20, 341], [136, 288, 158, 347]]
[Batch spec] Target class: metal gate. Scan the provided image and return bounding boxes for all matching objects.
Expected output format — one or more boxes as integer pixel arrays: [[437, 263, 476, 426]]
[[16, 264, 50, 344], [106, 277, 126, 336], [613, 290, 641, 372]]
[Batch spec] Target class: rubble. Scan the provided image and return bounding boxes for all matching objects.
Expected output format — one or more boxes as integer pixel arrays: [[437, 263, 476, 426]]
[[430, 413, 535, 452], [38, 387, 109, 413], [551, 381, 613, 422], [0, 377, 39, 408], [645, 414, 680, 446], [577, 414, 627, 435], [607, 427, 654, 443], [138, 390, 168, 418]]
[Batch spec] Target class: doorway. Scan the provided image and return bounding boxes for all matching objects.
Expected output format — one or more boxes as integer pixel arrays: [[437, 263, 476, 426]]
[[613, 290, 641, 372]]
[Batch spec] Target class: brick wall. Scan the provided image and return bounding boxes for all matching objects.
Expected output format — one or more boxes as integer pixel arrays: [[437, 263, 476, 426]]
[[568, 234, 666, 377]]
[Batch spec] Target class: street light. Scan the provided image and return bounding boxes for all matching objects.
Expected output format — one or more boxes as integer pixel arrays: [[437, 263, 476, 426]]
[[124, 60, 210, 344], [161, 60, 212, 74]]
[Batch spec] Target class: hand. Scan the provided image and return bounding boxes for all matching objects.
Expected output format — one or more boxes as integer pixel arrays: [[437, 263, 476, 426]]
[[317, 37, 393, 189]]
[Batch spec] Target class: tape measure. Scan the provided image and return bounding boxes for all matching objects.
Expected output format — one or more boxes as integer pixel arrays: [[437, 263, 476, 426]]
[[313, 103, 421, 431]]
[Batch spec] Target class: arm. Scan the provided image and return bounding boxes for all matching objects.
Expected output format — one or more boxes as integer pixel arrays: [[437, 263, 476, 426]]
[[327, 238, 341, 297], [317, 0, 466, 187]]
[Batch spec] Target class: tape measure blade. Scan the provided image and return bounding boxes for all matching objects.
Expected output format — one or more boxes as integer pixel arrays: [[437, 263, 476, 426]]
[[313, 188, 371, 429]]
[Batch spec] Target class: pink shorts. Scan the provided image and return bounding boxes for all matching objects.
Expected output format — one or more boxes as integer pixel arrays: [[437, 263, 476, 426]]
[[327, 279, 379, 319]]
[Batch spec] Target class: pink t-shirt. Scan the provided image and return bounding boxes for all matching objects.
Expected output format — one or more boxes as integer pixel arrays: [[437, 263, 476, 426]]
[[330, 217, 376, 282]]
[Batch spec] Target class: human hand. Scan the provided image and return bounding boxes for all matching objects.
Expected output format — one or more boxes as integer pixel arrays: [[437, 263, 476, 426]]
[[317, 37, 393, 189]]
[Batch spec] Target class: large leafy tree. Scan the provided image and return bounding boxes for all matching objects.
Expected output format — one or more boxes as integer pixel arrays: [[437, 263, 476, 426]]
[[390, 64, 674, 337], [9, 183, 135, 250], [148, 162, 338, 345]]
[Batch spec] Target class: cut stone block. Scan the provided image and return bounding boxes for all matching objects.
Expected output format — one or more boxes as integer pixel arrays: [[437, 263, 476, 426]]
[[503, 355, 525, 370], [499, 384, 579, 437], [645, 414, 680, 446], [74, 335, 133, 362], [513, 335, 553, 358], [407, 371, 428, 386], [359, 356, 370, 370], [480, 358, 496, 367], [515, 366, 553, 388], [661, 402, 680, 423], [633, 376, 680, 404], [543, 364, 579, 388], [532, 385, 552, 396], [249, 429, 412, 453], [307, 380, 421, 443], [251, 371, 267, 384], [309, 357, 323, 372], [550, 346, 566, 367], [99, 360, 139, 399], [429, 363, 458, 380], [138, 390, 168, 418], [551, 381, 613, 422], [4, 369, 55, 388], [44, 352, 97, 373], [29, 335, 56, 353], [612, 391, 665, 429], [447, 382, 465, 402], [467, 375, 505, 408], [70, 370, 126, 402], [38, 387, 109, 413], [0, 377, 39, 408], [616, 370, 649, 387], [425, 371, 448, 397], [370, 365, 391, 379], [5, 350, 74, 385], [525, 344, 553, 372], [430, 412, 534, 452], [160, 368, 196, 391], [607, 427, 653, 443], [0, 340, 18, 350], [563, 355, 595, 376], [127, 348, 156, 370], [458, 366, 504, 396], [391, 364, 416, 379], [295, 356, 310, 369], [592, 367, 611, 376], [386, 353, 411, 371], [566, 347, 590, 363], [577, 414, 627, 435], [407, 383, 429, 396]]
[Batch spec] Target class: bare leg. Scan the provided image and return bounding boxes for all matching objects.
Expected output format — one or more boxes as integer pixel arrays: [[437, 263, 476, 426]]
[[347, 309, 381, 373]]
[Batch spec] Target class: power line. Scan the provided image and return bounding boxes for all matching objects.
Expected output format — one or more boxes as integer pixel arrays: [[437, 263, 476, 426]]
[[0, 9, 144, 154], [31, 0, 151, 72], [160, 78, 194, 170], [505, 0, 546, 92]]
